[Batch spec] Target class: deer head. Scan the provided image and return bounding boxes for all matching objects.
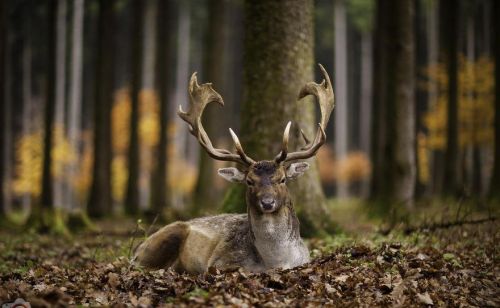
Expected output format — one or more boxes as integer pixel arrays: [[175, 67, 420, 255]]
[[178, 64, 334, 214]]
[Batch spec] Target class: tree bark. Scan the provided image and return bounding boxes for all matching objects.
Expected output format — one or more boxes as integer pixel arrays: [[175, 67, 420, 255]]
[[370, 0, 389, 200], [222, 0, 334, 236], [370, 0, 416, 207], [0, 0, 6, 217], [54, 0, 67, 208], [66, 0, 84, 210], [334, 0, 349, 198], [490, 0, 500, 199], [441, 0, 460, 196], [192, 0, 226, 214], [151, 0, 171, 215], [88, 0, 114, 218], [391, 0, 416, 208], [125, 0, 144, 216], [27, 0, 68, 234]]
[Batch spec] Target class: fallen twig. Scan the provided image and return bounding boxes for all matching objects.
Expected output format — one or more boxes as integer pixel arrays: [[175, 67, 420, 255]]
[[401, 216, 497, 235]]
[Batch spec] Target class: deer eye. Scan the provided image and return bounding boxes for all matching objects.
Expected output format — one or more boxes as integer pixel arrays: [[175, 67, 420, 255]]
[[246, 179, 254, 186], [280, 177, 286, 184]]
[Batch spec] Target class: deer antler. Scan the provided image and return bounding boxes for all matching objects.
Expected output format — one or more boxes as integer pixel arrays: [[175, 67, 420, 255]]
[[178, 73, 255, 166], [275, 64, 335, 163]]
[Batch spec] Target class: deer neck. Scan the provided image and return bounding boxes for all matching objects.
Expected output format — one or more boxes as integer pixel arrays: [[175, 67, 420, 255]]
[[247, 195, 304, 268]]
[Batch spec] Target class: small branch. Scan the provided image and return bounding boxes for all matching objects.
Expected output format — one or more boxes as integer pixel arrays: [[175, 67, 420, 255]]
[[402, 216, 497, 235]]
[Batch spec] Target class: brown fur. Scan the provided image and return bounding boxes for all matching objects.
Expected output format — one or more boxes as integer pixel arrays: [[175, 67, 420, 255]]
[[134, 222, 189, 269], [134, 162, 310, 273]]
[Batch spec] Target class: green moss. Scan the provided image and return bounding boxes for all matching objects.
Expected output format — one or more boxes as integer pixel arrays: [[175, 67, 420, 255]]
[[220, 184, 246, 213], [67, 211, 98, 232]]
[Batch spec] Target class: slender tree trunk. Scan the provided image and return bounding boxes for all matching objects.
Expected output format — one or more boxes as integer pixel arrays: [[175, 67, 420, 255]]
[[0, 0, 6, 218], [28, 0, 68, 234], [21, 20, 33, 213], [359, 32, 373, 198], [222, 0, 333, 236], [370, 0, 389, 200], [67, 0, 84, 210], [490, 0, 500, 199], [427, 0, 440, 195], [391, 0, 416, 208], [88, 0, 114, 218], [40, 0, 57, 217], [54, 0, 67, 209], [192, 0, 226, 214], [172, 0, 191, 209], [334, 0, 349, 198], [125, 0, 144, 216], [441, 0, 460, 196], [151, 0, 171, 216]]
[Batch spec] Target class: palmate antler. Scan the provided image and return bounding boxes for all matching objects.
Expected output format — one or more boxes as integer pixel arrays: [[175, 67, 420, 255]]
[[275, 64, 335, 164], [178, 73, 255, 166]]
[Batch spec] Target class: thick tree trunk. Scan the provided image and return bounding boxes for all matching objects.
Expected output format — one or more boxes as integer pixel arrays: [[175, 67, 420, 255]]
[[441, 0, 460, 196], [150, 0, 171, 216], [192, 0, 226, 214], [490, 0, 500, 199], [88, 0, 114, 218], [125, 0, 144, 216], [334, 0, 349, 198], [222, 0, 333, 236], [370, 0, 415, 207], [391, 0, 416, 208]]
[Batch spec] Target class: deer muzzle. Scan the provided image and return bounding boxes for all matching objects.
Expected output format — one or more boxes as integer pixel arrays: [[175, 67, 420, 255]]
[[259, 196, 277, 213]]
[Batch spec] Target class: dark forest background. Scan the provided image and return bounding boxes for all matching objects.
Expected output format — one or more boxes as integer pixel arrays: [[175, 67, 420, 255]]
[[0, 0, 498, 235]]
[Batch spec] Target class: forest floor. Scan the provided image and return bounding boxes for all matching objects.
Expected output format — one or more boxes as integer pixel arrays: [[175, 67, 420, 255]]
[[0, 205, 498, 307]]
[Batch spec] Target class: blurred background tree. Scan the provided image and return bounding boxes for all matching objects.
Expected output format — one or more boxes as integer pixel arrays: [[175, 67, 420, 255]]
[[0, 0, 497, 233]]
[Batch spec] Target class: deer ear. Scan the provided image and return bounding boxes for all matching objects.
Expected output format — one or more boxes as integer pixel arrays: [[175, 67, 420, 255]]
[[217, 167, 246, 183], [286, 162, 310, 180]]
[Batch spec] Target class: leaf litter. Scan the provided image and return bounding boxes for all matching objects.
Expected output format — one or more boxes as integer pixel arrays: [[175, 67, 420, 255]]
[[0, 221, 498, 307]]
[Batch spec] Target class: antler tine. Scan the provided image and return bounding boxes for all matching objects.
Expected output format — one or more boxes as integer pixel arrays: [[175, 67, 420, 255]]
[[277, 64, 335, 163], [178, 72, 254, 166], [274, 121, 292, 163], [229, 128, 255, 165]]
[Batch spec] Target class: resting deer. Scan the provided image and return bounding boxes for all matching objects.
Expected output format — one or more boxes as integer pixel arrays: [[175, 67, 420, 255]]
[[134, 64, 335, 273]]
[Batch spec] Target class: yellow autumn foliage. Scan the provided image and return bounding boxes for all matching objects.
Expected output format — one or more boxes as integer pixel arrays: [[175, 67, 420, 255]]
[[13, 125, 76, 197], [422, 55, 494, 149]]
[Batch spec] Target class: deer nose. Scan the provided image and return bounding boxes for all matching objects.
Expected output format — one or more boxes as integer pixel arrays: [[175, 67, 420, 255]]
[[260, 198, 276, 212]]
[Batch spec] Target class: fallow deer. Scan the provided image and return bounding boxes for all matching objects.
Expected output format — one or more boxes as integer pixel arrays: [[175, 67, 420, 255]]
[[134, 64, 335, 273]]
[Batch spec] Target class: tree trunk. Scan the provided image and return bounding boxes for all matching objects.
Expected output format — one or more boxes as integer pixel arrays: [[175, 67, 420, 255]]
[[441, 0, 460, 196], [88, 0, 114, 218], [66, 0, 84, 210], [150, 0, 172, 217], [490, 0, 500, 199], [54, 0, 67, 209], [370, 0, 415, 207], [222, 0, 334, 236], [125, 0, 144, 216], [0, 0, 6, 218], [172, 0, 191, 209], [334, 0, 349, 198], [426, 0, 441, 195], [370, 0, 389, 200], [391, 0, 416, 208], [359, 32, 373, 198], [28, 0, 68, 234], [192, 0, 226, 215]]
